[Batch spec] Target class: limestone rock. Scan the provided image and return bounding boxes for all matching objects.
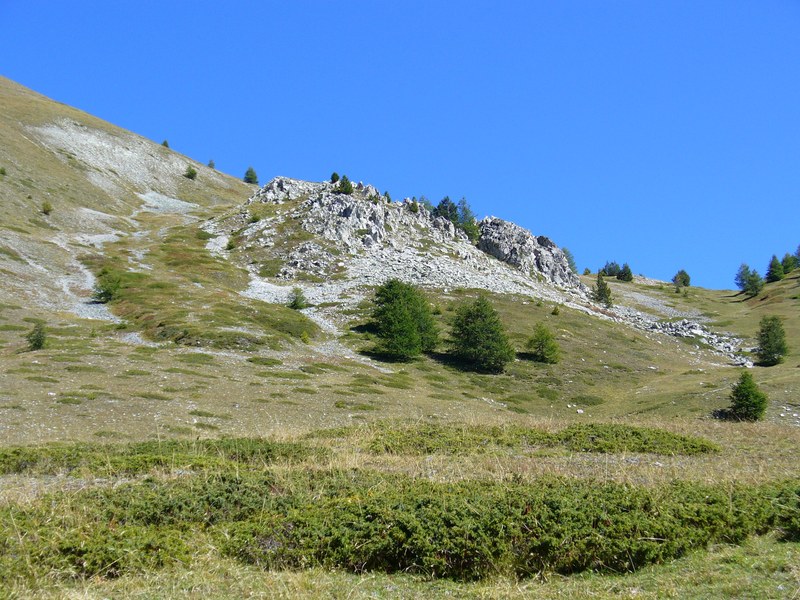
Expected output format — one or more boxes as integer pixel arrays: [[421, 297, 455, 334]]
[[478, 217, 583, 289]]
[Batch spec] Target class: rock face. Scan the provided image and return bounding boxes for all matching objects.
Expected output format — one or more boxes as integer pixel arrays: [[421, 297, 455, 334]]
[[478, 217, 582, 288], [242, 177, 581, 291]]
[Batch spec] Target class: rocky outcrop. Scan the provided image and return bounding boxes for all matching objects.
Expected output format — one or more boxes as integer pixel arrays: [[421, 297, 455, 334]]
[[244, 177, 581, 291], [478, 217, 583, 289]]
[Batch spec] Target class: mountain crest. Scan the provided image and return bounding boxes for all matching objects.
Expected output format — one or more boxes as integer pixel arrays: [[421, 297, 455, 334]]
[[235, 176, 584, 296]]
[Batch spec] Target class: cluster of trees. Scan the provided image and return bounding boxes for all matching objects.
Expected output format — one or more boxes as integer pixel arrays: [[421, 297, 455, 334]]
[[735, 246, 799, 296], [431, 197, 480, 242], [369, 279, 560, 373], [599, 261, 633, 282]]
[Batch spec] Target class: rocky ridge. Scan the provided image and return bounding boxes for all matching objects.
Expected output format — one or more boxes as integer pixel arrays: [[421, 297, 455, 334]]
[[210, 177, 749, 366]]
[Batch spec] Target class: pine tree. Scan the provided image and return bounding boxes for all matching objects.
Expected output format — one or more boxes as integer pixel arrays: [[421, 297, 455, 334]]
[[288, 287, 308, 310], [616, 263, 633, 282], [336, 175, 353, 195], [330, 172, 340, 183], [591, 272, 613, 307], [562, 248, 578, 274], [756, 315, 788, 366], [371, 279, 437, 360], [526, 323, 560, 364], [243, 166, 259, 185], [672, 269, 691, 288], [728, 371, 767, 421], [457, 198, 480, 243], [183, 165, 197, 180], [744, 270, 765, 297], [208, 159, 215, 169], [766, 255, 785, 283], [25, 322, 46, 351], [449, 296, 515, 373], [734, 263, 751, 291], [781, 252, 797, 274]]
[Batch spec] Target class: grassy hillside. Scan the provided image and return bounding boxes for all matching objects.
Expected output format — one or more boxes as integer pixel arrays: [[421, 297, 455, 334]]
[[0, 76, 798, 597]]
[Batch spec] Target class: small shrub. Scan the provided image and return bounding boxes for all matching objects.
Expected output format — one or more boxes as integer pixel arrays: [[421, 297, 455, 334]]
[[729, 371, 767, 421], [0, 166, 6, 176], [330, 172, 340, 183], [183, 165, 197, 180], [25, 322, 46, 351], [92, 269, 122, 303], [208, 159, 215, 169], [582, 267, 591, 276], [551, 304, 560, 316], [225, 239, 237, 251], [525, 323, 560, 364], [288, 287, 308, 310], [161, 139, 169, 147], [408, 200, 419, 213], [41, 201, 53, 215]]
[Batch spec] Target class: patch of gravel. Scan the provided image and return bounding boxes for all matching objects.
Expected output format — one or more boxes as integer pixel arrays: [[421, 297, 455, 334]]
[[135, 191, 198, 215]]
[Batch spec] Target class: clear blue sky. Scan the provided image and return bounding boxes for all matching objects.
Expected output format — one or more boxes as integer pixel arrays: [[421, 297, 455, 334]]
[[3, 1, 799, 289]]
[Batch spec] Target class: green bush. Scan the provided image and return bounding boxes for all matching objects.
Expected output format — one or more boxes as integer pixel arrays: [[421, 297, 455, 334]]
[[330, 172, 339, 183], [729, 371, 768, 421], [288, 287, 308, 310], [219, 474, 791, 580], [525, 323, 560, 363], [449, 295, 515, 373], [41, 200, 53, 215], [92, 268, 122, 303], [183, 165, 197, 180], [25, 322, 46, 351]]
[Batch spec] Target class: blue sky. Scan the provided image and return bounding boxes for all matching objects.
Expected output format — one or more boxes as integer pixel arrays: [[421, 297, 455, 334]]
[[3, 1, 799, 289]]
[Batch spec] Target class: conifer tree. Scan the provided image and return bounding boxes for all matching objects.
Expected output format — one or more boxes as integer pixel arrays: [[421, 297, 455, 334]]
[[591, 272, 613, 307], [672, 269, 691, 288], [734, 263, 751, 291], [449, 296, 515, 373], [781, 252, 797, 274], [756, 315, 788, 366], [526, 323, 560, 364], [729, 371, 767, 421], [766, 255, 785, 283], [371, 279, 437, 360], [244, 166, 259, 185], [616, 263, 633, 282]]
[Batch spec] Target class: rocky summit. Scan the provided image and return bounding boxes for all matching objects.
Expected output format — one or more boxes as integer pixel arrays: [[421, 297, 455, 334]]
[[223, 176, 586, 298]]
